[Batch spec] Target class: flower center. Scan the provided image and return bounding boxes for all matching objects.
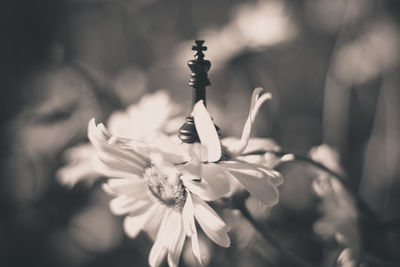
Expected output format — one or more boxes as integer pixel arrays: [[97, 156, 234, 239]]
[[143, 165, 187, 210]]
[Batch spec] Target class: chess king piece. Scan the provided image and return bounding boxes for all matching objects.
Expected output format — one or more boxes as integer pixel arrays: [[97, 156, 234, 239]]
[[179, 40, 219, 143]]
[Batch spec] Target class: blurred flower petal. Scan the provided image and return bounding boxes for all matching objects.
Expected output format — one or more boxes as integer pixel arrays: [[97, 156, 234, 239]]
[[124, 204, 160, 238], [102, 178, 148, 198], [109, 197, 152, 216], [222, 137, 280, 155], [56, 144, 99, 187], [219, 161, 281, 206], [142, 133, 190, 164]]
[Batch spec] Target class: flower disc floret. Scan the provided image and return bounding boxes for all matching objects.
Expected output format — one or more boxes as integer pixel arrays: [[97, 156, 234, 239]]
[[144, 165, 187, 211]]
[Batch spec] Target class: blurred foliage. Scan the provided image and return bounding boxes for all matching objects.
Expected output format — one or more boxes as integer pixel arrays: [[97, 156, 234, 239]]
[[1, 0, 400, 266]]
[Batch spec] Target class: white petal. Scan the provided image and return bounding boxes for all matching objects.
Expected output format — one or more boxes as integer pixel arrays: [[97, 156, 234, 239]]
[[236, 153, 282, 168], [123, 204, 160, 238], [219, 161, 281, 207], [138, 91, 176, 137], [149, 242, 167, 267], [337, 248, 357, 267], [164, 116, 186, 134], [309, 144, 343, 174], [107, 91, 175, 140], [140, 132, 190, 164], [222, 137, 280, 155], [245, 196, 270, 219], [181, 178, 218, 202], [143, 204, 167, 240], [190, 231, 204, 266], [182, 192, 195, 237], [180, 160, 202, 180], [189, 143, 209, 162], [102, 179, 148, 198], [88, 119, 149, 180], [88, 119, 138, 150], [109, 197, 152, 215], [245, 138, 280, 153], [92, 156, 144, 180], [222, 137, 281, 167], [56, 144, 100, 187], [88, 119, 149, 165], [97, 151, 143, 174], [180, 163, 231, 201], [149, 210, 171, 267], [229, 88, 272, 156], [201, 163, 231, 197], [251, 163, 284, 186], [183, 194, 205, 266], [193, 101, 221, 162], [192, 195, 231, 247], [167, 212, 186, 267], [107, 111, 136, 138], [123, 214, 147, 238], [163, 211, 181, 246], [62, 143, 96, 162]]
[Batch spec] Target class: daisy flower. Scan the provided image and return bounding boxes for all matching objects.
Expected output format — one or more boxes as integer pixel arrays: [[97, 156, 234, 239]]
[[57, 91, 183, 187], [310, 144, 360, 267], [180, 87, 283, 207], [310, 145, 358, 243], [88, 119, 231, 267], [67, 87, 282, 266]]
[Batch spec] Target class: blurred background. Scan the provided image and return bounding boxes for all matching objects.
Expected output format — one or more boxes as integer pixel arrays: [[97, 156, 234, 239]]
[[1, 0, 400, 266]]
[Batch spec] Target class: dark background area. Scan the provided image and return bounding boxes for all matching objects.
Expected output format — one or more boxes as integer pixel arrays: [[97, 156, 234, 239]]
[[1, 0, 400, 266]]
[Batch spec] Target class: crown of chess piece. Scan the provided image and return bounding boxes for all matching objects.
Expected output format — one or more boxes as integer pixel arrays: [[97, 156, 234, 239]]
[[179, 40, 220, 143]]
